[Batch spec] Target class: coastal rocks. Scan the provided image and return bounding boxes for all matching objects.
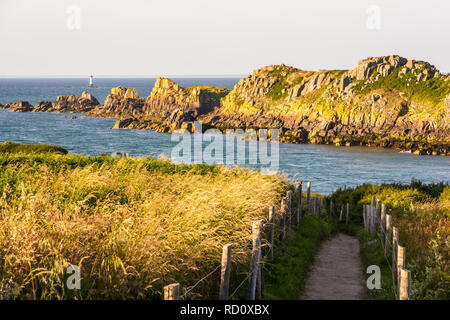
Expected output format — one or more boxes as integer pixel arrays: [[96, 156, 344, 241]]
[[112, 118, 136, 129], [209, 55, 450, 155], [147, 77, 229, 115], [2, 93, 100, 113], [3, 55, 448, 156], [348, 55, 407, 80], [87, 86, 146, 118], [51, 92, 100, 113], [445, 93, 450, 107], [33, 101, 53, 112], [301, 71, 336, 96], [92, 79, 230, 134], [124, 88, 138, 99], [3, 101, 34, 112]]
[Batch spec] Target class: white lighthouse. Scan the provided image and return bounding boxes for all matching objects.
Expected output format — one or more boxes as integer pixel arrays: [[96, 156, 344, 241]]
[[88, 74, 93, 87]]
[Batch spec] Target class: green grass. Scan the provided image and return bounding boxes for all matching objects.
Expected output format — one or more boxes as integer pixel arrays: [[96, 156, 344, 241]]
[[353, 67, 450, 107], [264, 214, 337, 299], [0, 141, 68, 155], [267, 75, 304, 101], [0, 152, 221, 176]]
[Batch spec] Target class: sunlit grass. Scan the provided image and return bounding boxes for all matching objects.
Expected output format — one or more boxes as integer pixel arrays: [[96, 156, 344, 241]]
[[0, 151, 288, 299]]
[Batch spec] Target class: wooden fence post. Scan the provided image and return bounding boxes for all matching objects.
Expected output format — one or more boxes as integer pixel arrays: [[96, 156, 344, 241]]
[[164, 283, 180, 300], [376, 199, 381, 231], [384, 215, 392, 257], [247, 220, 263, 300], [380, 204, 386, 247], [363, 205, 366, 229], [399, 268, 411, 300], [396, 245, 405, 294], [366, 205, 370, 231], [256, 249, 263, 300], [306, 181, 311, 208], [392, 227, 399, 283], [296, 181, 302, 225], [286, 191, 293, 232], [346, 203, 350, 225], [267, 206, 275, 259], [366, 205, 370, 230], [279, 198, 287, 240], [219, 244, 232, 300]]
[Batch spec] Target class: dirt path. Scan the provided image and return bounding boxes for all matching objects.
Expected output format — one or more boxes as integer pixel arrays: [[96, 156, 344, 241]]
[[300, 233, 367, 300]]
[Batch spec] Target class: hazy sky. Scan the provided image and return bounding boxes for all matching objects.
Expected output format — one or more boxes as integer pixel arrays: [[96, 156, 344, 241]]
[[0, 0, 449, 76]]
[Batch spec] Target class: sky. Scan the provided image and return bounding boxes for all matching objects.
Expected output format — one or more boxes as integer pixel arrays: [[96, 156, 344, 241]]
[[0, 0, 449, 77]]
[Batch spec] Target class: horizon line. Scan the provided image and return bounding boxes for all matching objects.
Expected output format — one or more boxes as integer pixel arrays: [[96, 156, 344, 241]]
[[0, 74, 247, 79]]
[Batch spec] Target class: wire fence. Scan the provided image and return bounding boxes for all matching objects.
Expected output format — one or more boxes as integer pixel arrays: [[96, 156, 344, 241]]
[[180, 264, 222, 300], [360, 199, 410, 300], [162, 186, 412, 301], [162, 181, 311, 300]]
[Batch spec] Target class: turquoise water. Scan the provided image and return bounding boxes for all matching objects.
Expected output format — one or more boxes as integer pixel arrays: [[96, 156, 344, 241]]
[[1, 110, 448, 194], [0, 78, 448, 194]]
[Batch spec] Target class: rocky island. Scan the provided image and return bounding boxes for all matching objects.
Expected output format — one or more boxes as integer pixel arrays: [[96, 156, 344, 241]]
[[1, 92, 99, 113], [2, 55, 449, 155]]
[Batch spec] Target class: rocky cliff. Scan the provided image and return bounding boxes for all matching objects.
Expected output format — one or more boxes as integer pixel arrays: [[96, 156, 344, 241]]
[[86, 78, 229, 133], [206, 55, 449, 155], [89, 55, 450, 155]]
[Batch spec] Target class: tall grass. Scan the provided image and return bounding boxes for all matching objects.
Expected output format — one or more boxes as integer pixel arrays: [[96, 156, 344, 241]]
[[0, 152, 288, 299]]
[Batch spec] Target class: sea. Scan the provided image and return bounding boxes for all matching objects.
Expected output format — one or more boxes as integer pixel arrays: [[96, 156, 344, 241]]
[[0, 77, 449, 194]]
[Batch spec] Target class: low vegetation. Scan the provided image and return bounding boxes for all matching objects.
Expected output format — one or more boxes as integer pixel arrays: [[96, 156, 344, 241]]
[[330, 181, 449, 300], [0, 144, 288, 299], [0, 142, 68, 155], [353, 68, 450, 107]]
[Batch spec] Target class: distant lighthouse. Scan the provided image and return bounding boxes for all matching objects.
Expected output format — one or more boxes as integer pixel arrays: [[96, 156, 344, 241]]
[[88, 74, 94, 87]]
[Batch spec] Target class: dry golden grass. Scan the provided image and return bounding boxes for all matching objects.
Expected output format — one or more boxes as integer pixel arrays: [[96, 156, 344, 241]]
[[0, 153, 288, 299]]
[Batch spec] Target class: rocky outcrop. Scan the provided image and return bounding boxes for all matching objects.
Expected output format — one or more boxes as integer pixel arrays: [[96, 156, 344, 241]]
[[2, 55, 448, 155], [2, 101, 34, 112], [86, 86, 146, 118], [2, 92, 100, 113], [51, 92, 99, 112], [86, 79, 230, 133], [210, 55, 450, 155], [84, 55, 449, 155]]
